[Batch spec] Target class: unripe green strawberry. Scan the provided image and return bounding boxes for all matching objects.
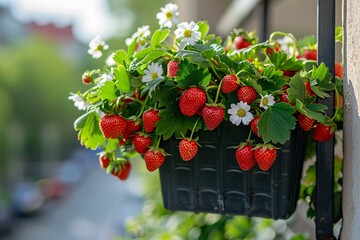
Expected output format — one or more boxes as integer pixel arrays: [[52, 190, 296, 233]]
[[221, 74, 239, 93], [235, 144, 256, 171], [254, 145, 277, 171], [179, 138, 198, 161], [167, 60, 179, 77], [201, 105, 224, 130], [100, 115, 128, 139], [179, 87, 207, 116], [133, 133, 152, 154], [313, 122, 335, 142], [144, 148, 166, 172], [143, 109, 160, 133], [237, 86, 258, 104], [297, 114, 315, 131]]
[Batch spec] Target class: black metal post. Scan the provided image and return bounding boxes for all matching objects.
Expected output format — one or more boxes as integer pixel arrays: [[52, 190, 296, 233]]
[[316, 0, 335, 239], [260, 0, 269, 42]]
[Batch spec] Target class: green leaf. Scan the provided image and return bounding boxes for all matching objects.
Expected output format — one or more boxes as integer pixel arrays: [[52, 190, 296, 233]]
[[74, 110, 94, 131], [176, 50, 210, 67], [151, 81, 178, 108], [78, 111, 106, 149], [335, 26, 343, 43], [156, 104, 199, 140], [197, 21, 209, 40], [258, 102, 296, 144], [268, 51, 303, 71], [100, 81, 118, 101], [127, 38, 137, 57], [248, 79, 262, 94], [113, 50, 129, 66], [287, 75, 306, 103], [142, 77, 166, 97], [176, 60, 210, 89], [311, 63, 328, 81], [105, 139, 119, 152], [114, 65, 130, 93], [151, 29, 170, 48], [257, 66, 286, 93], [130, 49, 168, 70], [295, 101, 327, 123]]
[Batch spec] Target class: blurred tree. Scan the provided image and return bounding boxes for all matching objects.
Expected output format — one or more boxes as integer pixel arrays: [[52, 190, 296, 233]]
[[0, 37, 87, 179]]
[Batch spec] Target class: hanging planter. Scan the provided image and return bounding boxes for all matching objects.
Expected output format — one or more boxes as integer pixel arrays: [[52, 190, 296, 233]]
[[160, 123, 307, 219], [69, 2, 338, 219]]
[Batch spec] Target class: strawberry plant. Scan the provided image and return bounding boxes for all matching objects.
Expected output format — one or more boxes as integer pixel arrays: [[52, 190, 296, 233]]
[[69, 2, 341, 181]]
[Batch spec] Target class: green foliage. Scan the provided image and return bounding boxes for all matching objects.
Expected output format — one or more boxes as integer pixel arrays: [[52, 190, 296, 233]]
[[258, 103, 296, 144]]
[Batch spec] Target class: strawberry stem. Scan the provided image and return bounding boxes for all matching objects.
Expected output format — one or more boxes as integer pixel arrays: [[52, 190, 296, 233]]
[[136, 94, 149, 119], [331, 87, 340, 121], [189, 117, 201, 140], [247, 128, 253, 142], [214, 79, 223, 104], [269, 31, 297, 58]]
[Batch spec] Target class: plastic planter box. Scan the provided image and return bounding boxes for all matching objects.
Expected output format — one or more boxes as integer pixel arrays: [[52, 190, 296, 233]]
[[159, 122, 307, 219]]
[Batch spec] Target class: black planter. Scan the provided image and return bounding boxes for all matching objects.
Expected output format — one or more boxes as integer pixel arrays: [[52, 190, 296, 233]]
[[159, 122, 307, 219]]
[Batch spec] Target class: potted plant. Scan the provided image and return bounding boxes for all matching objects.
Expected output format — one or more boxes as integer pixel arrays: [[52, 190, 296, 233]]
[[69, 3, 340, 219]]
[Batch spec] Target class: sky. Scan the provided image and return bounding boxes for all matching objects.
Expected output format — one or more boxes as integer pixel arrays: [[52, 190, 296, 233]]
[[0, 0, 134, 43]]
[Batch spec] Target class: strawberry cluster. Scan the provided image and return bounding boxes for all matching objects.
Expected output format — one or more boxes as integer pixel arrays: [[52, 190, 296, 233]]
[[70, 4, 343, 180]]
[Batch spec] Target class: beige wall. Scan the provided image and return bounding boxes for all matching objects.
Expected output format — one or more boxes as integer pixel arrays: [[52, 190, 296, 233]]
[[342, 0, 360, 238]]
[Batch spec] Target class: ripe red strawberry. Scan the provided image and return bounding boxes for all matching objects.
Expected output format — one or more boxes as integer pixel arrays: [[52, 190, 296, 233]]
[[237, 86, 258, 104], [282, 70, 297, 77], [179, 138, 198, 161], [221, 74, 239, 93], [127, 119, 142, 132], [233, 36, 251, 50], [99, 153, 110, 169], [143, 109, 160, 133], [144, 148, 166, 172], [118, 162, 131, 181], [167, 60, 179, 77], [297, 114, 315, 131], [279, 92, 289, 103], [201, 105, 225, 130], [133, 133, 152, 154], [303, 49, 317, 61], [179, 87, 207, 116], [100, 115, 128, 139], [335, 62, 343, 79], [82, 72, 93, 84], [250, 116, 261, 137], [304, 82, 315, 97], [254, 145, 277, 171], [235, 144, 256, 171], [313, 122, 335, 142], [119, 130, 131, 146]]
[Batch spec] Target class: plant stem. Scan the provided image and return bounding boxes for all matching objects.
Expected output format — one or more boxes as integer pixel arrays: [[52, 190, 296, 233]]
[[189, 117, 201, 140], [136, 94, 149, 119], [331, 87, 340, 121], [247, 128, 253, 142], [269, 31, 297, 58], [214, 79, 223, 104]]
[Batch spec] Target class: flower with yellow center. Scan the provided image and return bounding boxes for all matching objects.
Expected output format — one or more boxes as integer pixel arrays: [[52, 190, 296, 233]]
[[260, 94, 275, 109], [142, 62, 164, 83], [87, 35, 109, 59], [174, 21, 201, 48], [156, 3, 179, 28], [228, 101, 254, 126]]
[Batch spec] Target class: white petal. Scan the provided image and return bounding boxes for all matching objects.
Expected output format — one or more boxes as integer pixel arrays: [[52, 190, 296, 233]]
[[235, 117, 242, 126]]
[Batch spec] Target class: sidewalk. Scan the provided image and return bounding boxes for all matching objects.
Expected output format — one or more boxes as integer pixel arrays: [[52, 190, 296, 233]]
[[6, 166, 143, 240]]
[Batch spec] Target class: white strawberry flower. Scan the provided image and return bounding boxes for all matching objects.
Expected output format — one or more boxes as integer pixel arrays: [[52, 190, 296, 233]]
[[228, 101, 254, 126], [98, 68, 114, 86], [174, 21, 201, 48], [260, 94, 275, 109], [276, 35, 296, 56], [142, 62, 164, 83], [125, 25, 151, 46], [156, 3, 179, 28], [105, 53, 116, 67], [87, 35, 109, 59], [68, 93, 91, 111]]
